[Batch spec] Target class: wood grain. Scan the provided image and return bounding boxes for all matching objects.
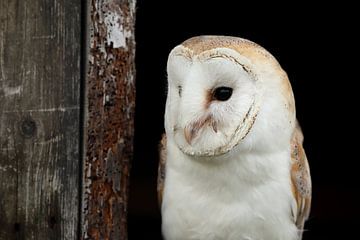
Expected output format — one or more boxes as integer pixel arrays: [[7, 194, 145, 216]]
[[0, 0, 81, 239]]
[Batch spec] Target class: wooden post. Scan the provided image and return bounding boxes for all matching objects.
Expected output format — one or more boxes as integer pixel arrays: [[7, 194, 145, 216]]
[[81, 0, 136, 239], [0, 0, 81, 239]]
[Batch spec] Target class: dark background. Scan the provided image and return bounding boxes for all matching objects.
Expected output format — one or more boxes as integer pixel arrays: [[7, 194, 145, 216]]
[[129, 1, 358, 239]]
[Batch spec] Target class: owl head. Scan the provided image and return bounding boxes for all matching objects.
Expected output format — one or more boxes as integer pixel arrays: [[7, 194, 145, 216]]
[[165, 36, 296, 157]]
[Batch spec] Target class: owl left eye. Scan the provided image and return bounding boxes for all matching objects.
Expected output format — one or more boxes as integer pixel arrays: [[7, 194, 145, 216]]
[[213, 87, 233, 101]]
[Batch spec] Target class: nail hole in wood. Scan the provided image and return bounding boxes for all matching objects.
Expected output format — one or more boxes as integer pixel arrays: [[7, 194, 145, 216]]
[[14, 223, 20, 232], [49, 216, 57, 229]]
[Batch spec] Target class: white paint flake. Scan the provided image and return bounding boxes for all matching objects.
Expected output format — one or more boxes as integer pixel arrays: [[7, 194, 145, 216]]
[[36, 134, 64, 145], [0, 37, 23, 97], [104, 11, 131, 48], [2, 85, 22, 96]]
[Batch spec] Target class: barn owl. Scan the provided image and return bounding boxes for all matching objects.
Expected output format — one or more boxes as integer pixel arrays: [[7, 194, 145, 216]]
[[158, 36, 311, 240]]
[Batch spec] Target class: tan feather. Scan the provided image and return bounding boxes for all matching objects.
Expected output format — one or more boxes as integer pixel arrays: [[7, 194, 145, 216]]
[[157, 134, 167, 207], [290, 121, 312, 234]]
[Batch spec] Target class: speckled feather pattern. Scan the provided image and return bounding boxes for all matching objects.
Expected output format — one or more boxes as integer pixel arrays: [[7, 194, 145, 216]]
[[290, 122, 312, 231], [158, 134, 167, 207]]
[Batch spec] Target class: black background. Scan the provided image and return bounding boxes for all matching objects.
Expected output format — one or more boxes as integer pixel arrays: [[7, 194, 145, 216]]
[[129, 1, 358, 239]]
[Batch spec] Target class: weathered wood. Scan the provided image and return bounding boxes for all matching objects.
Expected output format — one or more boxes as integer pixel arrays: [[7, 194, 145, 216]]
[[0, 0, 81, 239], [82, 0, 136, 239]]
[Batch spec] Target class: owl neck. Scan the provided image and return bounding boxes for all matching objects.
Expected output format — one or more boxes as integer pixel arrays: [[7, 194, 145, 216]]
[[167, 139, 291, 189]]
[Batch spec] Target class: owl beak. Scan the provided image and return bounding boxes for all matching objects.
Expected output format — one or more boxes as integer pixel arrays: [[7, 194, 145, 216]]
[[184, 115, 217, 145], [184, 125, 197, 145]]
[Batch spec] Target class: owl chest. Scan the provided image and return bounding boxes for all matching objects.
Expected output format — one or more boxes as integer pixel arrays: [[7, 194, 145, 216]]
[[162, 168, 298, 240]]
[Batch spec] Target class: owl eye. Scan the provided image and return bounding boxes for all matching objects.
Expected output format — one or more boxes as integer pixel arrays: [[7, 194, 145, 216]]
[[213, 87, 233, 101]]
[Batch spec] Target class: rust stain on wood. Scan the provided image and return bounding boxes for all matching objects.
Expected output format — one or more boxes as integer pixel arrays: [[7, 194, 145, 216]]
[[82, 0, 136, 239]]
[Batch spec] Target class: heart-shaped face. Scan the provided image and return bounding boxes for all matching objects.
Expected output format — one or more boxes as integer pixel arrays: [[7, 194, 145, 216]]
[[166, 47, 260, 157], [165, 36, 296, 157]]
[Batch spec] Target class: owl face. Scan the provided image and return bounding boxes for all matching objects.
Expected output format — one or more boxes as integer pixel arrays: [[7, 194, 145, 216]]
[[165, 36, 295, 157], [165, 47, 261, 157]]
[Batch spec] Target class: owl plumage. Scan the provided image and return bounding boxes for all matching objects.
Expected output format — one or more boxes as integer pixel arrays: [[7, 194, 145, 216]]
[[158, 36, 311, 240]]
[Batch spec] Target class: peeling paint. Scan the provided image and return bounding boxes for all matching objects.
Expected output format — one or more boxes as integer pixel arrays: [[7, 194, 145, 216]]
[[83, 0, 136, 239], [35, 134, 64, 145], [2, 85, 23, 96], [1, 44, 22, 97], [104, 11, 132, 48], [32, 34, 55, 39], [0, 37, 23, 97]]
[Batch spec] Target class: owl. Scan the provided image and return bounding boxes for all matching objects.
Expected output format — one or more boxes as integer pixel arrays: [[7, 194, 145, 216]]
[[158, 36, 311, 240]]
